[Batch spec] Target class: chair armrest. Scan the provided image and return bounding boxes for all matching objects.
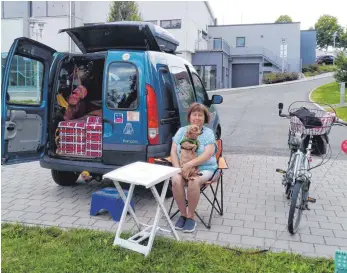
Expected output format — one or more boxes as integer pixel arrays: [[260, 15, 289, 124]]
[[218, 156, 229, 169], [154, 157, 172, 166]]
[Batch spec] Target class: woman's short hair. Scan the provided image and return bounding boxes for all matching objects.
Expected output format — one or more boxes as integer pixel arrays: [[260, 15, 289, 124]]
[[186, 103, 210, 124]]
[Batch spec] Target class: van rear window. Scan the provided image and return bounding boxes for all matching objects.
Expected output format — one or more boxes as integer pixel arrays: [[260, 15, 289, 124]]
[[106, 62, 138, 109]]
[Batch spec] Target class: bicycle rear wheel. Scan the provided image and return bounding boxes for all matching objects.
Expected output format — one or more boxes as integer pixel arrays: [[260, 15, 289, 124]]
[[288, 181, 305, 234]]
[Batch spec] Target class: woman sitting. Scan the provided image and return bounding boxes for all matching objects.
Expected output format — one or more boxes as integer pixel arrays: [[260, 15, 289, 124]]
[[170, 102, 218, 233]]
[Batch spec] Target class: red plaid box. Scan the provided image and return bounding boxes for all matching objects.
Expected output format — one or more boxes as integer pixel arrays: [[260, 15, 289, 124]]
[[58, 120, 87, 156], [86, 116, 102, 158]]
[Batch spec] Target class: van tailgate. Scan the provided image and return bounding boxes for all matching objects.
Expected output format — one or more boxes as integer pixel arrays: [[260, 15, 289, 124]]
[[102, 51, 148, 166]]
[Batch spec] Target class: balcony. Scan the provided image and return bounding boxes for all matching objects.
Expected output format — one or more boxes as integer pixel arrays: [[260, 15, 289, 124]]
[[195, 38, 231, 55], [231, 46, 289, 71]]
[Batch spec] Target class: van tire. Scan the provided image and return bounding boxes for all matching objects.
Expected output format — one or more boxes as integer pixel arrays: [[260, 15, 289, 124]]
[[51, 170, 79, 186], [216, 126, 221, 140]]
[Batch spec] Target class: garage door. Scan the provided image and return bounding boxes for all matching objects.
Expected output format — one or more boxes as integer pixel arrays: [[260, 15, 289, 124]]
[[232, 64, 259, 88]]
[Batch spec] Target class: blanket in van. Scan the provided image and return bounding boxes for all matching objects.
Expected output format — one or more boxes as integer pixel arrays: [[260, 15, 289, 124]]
[[57, 116, 102, 158]]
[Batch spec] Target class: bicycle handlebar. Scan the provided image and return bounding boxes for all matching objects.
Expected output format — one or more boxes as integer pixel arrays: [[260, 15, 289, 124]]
[[334, 118, 347, 126]]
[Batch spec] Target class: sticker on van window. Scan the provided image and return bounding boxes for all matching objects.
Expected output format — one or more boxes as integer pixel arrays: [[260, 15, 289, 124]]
[[122, 53, 130, 61], [127, 111, 140, 122], [123, 123, 134, 135], [114, 113, 123, 123]]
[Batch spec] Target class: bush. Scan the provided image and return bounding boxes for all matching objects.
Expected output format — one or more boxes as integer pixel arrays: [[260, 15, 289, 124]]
[[302, 64, 337, 77], [308, 64, 319, 72], [263, 72, 299, 84], [334, 50, 347, 83]]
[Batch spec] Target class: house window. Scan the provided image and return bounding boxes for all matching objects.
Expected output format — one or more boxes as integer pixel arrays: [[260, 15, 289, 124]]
[[160, 19, 181, 29], [213, 38, 222, 50], [236, 37, 246, 47], [145, 20, 157, 25]]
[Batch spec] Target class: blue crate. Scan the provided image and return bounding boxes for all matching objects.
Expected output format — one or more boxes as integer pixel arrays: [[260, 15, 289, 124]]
[[335, 250, 347, 273], [90, 187, 135, 222]]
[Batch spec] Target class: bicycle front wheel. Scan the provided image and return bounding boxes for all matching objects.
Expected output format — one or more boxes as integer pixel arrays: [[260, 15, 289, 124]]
[[288, 181, 305, 234]]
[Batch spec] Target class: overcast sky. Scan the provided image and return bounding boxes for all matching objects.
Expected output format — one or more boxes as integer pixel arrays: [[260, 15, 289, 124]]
[[209, 0, 347, 30]]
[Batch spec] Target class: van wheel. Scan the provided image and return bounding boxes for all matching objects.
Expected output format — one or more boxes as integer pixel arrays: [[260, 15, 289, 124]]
[[51, 170, 79, 186], [216, 126, 221, 140], [155, 181, 173, 198]]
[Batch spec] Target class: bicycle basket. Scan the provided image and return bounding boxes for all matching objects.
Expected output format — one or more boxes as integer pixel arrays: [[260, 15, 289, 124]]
[[289, 108, 335, 136]]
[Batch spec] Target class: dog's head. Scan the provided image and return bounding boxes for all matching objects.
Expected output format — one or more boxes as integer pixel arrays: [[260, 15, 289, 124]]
[[186, 124, 201, 139]]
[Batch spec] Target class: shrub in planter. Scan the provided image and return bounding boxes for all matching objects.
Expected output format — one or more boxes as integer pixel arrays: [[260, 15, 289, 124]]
[[263, 72, 299, 84]]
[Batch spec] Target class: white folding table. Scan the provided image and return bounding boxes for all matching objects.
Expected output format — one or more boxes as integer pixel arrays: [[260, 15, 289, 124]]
[[103, 161, 181, 256]]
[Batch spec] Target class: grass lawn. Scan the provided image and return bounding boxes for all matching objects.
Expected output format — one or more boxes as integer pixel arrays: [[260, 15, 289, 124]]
[[310, 82, 347, 105], [333, 106, 347, 121], [1, 223, 334, 273]]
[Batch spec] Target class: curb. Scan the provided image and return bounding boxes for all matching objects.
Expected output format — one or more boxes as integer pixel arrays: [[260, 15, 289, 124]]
[[208, 72, 334, 94], [308, 87, 326, 111], [308, 85, 347, 122]]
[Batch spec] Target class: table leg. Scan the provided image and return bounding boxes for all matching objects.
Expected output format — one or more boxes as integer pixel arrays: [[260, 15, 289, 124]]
[[150, 179, 180, 241], [113, 182, 140, 242]]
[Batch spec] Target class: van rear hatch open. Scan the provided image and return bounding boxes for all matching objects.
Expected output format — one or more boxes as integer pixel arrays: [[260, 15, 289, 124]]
[[59, 21, 179, 54]]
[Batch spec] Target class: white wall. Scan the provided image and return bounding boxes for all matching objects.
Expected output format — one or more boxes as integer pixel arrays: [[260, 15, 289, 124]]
[[137, 1, 214, 54], [80, 1, 111, 23], [1, 19, 23, 52], [31, 17, 70, 52]]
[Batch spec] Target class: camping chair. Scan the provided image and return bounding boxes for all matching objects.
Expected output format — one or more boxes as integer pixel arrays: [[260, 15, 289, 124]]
[[155, 139, 228, 229]]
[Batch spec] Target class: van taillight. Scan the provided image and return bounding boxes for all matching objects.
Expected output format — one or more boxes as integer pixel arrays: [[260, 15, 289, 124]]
[[146, 84, 159, 144]]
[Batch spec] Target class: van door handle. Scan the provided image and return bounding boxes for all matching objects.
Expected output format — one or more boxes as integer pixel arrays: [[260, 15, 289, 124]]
[[7, 124, 15, 131]]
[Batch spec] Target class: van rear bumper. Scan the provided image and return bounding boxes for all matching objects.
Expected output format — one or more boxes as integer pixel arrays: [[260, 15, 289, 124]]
[[40, 155, 119, 174]]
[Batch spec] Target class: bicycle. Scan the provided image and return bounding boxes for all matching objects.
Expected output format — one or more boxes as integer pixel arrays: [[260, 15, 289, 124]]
[[276, 101, 347, 234]]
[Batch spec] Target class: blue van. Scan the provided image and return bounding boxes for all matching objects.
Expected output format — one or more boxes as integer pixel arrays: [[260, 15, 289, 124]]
[[1, 22, 223, 187]]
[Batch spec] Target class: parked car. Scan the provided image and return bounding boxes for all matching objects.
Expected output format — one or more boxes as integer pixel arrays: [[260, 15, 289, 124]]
[[1, 21, 223, 190], [316, 55, 334, 65]]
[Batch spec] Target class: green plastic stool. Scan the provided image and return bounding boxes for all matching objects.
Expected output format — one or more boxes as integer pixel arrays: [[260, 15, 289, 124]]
[[335, 250, 347, 273]]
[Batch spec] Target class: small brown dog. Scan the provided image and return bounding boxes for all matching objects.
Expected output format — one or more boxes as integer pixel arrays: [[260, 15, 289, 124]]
[[179, 125, 201, 180]]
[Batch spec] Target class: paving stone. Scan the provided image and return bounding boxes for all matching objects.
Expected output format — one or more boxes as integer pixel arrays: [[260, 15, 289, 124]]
[[218, 233, 241, 244], [231, 227, 253, 236]]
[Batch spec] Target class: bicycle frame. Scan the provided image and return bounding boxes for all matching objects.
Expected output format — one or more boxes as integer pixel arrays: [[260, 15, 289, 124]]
[[290, 134, 313, 185]]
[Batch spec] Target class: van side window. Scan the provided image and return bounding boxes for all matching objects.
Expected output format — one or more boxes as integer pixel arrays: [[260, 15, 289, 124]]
[[192, 73, 209, 105], [170, 66, 195, 109], [158, 67, 177, 110], [106, 62, 138, 110]]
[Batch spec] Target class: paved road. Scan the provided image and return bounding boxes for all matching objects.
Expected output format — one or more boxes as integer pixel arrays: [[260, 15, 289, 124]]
[[215, 76, 347, 159]]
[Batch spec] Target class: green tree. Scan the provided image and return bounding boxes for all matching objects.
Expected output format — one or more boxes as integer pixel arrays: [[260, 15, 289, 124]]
[[107, 1, 142, 22], [308, 26, 315, 30], [337, 27, 347, 50], [314, 15, 343, 50], [334, 50, 347, 83], [275, 15, 293, 23]]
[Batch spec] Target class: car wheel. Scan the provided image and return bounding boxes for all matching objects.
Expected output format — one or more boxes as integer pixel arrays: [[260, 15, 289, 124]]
[[51, 170, 79, 186]]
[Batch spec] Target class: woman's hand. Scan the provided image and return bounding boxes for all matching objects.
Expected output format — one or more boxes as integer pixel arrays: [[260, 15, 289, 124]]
[[181, 162, 194, 174]]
